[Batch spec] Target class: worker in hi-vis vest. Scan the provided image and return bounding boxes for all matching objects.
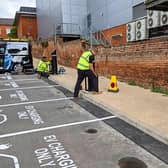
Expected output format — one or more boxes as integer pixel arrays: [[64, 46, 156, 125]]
[[74, 43, 97, 97], [37, 56, 50, 79]]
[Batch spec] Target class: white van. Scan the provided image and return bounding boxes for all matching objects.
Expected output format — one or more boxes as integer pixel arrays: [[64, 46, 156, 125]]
[[0, 41, 33, 73]]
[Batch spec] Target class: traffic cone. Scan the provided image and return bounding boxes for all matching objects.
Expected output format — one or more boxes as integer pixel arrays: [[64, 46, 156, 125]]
[[108, 75, 119, 92]]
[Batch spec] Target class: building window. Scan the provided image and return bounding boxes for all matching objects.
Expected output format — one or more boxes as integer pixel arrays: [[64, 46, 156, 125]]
[[0, 48, 5, 54], [6, 28, 11, 34], [133, 2, 147, 20]]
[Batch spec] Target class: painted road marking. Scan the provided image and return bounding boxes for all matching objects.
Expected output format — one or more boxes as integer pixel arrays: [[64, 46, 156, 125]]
[[34, 135, 78, 167], [10, 94, 18, 99], [0, 116, 116, 139], [0, 76, 6, 79], [9, 90, 28, 101], [0, 154, 20, 168], [4, 83, 11, 86], [17, 105, 44, 125], [16, 80, 45, 84], [0, 114, 7, 125], [0, 97, 74, 108], [0, 96, 2, 99], [0, 144, 12, 150], [0, 78, 40, 83], [6, 75, 12, 80], [10, 81, 19, 88], [15, 90, 29, 101], [0, 85, 59, 92]]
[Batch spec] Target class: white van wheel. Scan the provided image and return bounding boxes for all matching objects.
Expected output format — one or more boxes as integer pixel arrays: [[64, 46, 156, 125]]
[[13, 64, 23, 73]]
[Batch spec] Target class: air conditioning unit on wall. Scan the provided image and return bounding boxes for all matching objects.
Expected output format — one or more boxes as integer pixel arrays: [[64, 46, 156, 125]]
[[126, 22, 136, 42], [136, 17, 148, 41], [147, 10, 160, 29], [160, 11, 168, 26]]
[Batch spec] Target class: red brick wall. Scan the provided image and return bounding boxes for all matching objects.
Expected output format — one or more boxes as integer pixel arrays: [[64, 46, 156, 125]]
[[102, 24, 126, 46], [56, 39, 83, 68], [32, 37, 168, 90], [32, 40, 55, 60], [17, 16, 37, 40], [32, 39, 83, 67], [96, 37, 168, 89]]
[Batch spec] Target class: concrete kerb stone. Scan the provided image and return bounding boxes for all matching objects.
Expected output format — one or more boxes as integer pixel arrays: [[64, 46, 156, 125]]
[[49, 75, 168, 145]]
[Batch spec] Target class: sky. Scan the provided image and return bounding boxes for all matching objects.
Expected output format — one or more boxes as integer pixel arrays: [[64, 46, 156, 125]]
[[0, 0, 36, 18]]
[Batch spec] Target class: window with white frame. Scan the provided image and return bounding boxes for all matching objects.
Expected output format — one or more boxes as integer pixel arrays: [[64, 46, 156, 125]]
[[6, 28, 11, 34]]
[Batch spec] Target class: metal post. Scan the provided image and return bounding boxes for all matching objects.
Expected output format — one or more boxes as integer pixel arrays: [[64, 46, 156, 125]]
[[53, 24, 56, 45], [90, 26, 93, 50], [51, 50, 58, 74]]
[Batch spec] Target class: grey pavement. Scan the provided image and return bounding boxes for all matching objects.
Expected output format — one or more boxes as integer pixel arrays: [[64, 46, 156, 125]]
[[46, 64, 168, 145]]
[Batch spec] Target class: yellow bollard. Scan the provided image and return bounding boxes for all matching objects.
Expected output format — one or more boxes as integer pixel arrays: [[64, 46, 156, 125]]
[[108, 75, 119, 92]]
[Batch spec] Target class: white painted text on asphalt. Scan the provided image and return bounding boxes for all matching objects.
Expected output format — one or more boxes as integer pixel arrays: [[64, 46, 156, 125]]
[[17, 106, 44, 125], [34, 135, 78, 168]]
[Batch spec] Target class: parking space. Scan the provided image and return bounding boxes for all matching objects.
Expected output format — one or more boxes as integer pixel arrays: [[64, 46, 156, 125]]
[[0, 121, 167, 168], [0, 73, 167, 168], [0, 75, 62, 106], [0, 99, 107, 135], [0, 74, 45, 90]]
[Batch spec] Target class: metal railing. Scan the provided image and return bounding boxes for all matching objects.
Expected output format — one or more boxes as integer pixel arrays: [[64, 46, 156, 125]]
[[54, 22, 111, 47], [81, 27, 100, 45], [55, 23, 81, 35], [81, 26, 112, 48], [94, 30, 112, 47]]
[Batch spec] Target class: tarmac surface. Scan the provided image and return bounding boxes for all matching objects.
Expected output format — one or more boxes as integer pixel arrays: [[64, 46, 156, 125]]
[[48, 65, 168, 145], [0, 72, 167, 168]]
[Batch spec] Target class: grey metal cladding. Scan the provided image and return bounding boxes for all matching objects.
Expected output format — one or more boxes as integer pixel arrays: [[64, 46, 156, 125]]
[[36, 0, 87, 39], [87, 0, 144, 31], [133, 3, 147, 20], [36, 0, 144, 39], [36, 0, 62, 39]]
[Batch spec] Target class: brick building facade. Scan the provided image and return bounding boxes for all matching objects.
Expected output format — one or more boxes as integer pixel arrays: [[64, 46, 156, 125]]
[[0, 18, 13, 39], [14, 7, 37, 40], [102, 24, 127, 46]]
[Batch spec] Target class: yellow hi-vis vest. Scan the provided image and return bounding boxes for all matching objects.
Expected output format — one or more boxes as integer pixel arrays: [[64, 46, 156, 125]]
[[77, 51, 92, 70], [37, 60, 49, 72]]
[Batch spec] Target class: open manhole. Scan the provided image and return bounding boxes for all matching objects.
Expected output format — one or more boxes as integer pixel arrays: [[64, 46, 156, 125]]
[[118, 157, 147, 168], [85, 128, 98, 134]]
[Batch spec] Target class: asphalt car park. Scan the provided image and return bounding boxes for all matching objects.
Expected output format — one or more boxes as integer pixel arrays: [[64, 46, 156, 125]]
[[0, 73, 167, 168]]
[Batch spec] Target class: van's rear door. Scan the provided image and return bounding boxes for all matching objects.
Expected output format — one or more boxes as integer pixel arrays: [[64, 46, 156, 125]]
[[0, 42, 6, 71]]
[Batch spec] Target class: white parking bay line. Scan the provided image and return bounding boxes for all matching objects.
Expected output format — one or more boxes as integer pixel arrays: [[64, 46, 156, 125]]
[[0, 78, 40, 83], [17, 80, 45, 84], [0, 116, 116, 139], [0, 85, 60, 92], [0, 97, 74, 108]]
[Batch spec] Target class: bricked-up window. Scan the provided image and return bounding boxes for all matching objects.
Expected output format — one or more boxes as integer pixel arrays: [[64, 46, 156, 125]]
[[28, 17, 33, 22], [133, 2, 147, 20], [28, 26, 33, 31]]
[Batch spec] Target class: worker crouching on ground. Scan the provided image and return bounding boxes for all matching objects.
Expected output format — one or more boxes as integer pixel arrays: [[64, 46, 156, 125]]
[[37, 56, 50, 79], [74, 43, 98, 97]]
